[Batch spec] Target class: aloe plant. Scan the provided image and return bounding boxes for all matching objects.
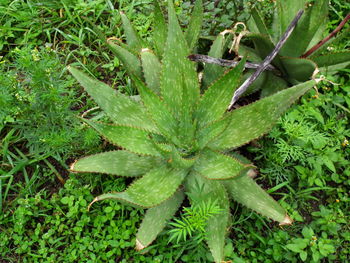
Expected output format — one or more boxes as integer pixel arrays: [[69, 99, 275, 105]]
[[246, 0, 350, 95], [69, 1, 318, 262]]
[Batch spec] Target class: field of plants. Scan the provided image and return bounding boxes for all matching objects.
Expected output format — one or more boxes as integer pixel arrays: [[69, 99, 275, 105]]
[[0, 0, 349, 262]]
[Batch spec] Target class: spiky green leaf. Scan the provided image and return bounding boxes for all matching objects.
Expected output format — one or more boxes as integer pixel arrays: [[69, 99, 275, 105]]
[[160, 0, 200, 118], [91, 165, 187, 208], [153, 0, 167, 57], [107, 41, 143, 79], [281, 57, 317, 83], [83, 119, 161, 157], [120, 11, 144, 51], [68, 66, 157, 133], [71, 150, 159, 176], [184, 0, 203, 51], [136, 190, 184, 250], [194, 149, 253, 180], [260, 72, 288, 98], [141, 49, 161, 94], [311, 51, 350, 70], [196, 117, 230, 149], [132, 77, 181, 146], [224, 174, 290, 223], [202, 34, 227, 89], [185, 173, 229, 263], [208, 80, 316, 150], [195, 58, 245, 128], [280, 0, 328, 57], [248, 8, 270, 38]]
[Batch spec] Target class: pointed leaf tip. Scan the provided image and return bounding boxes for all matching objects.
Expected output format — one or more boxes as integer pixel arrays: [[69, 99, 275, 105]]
[[279, 214, 293, 226], [136, 239, 146, 251], [88, 197, 99, 211]]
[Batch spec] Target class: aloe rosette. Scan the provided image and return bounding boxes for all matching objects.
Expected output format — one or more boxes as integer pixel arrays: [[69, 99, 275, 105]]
[[69, 1, 317, 262]]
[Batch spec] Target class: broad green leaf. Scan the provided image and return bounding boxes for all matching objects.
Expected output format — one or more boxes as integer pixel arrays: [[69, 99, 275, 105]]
[[242, 70, 268, 96], [260, 72, 288, 98], [83, 119, 161, 157], [153, 0, 167, 57], [208, 80, 316, 150], [91, 165, 187, 208], [248, 8, 270, 38], [224, 174, 290, 223], [185, 173, 229, 263], [280, 0, 328, 57], [141, 49, 161, 94], [136, 190, 184, 250], [120, 11, 144, 51], [272, 0, 307, 43], [107, 41, 142, 79], [281, 58, 317, 83], [311, 51, 350, 69], [195, 58, 245, 128], [194, 149, 253, 180], [132, 77, 181, 146], [160, 0, 200, 118], [68, 66, 157, 132], [202, 34, 227, 89], [184, 0, 203, 51], [71, 150, 159, 176]]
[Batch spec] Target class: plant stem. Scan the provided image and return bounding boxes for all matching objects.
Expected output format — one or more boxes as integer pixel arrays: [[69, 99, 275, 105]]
[[227, 10, 304, 111], [301, 13, 350, 58]]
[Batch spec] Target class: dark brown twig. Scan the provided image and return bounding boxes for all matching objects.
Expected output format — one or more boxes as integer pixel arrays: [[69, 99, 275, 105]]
[[301, 13, 350, 58], [188, 54, 276, 71], [227, 10, 304, 111]]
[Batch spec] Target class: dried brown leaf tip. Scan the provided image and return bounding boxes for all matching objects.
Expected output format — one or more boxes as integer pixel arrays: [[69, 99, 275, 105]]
[[279, 214, 293, 226], [135, 239, 146, 251], [69, 160, 78, 172], [247, 169, 257, 178]]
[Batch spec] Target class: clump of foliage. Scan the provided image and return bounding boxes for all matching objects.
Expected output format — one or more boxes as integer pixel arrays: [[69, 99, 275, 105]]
[[68, 1, 320, 261], [0, 47, 99, 156]]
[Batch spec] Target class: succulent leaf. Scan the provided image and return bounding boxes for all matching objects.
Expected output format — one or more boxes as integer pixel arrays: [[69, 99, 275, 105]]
[[132, 77, 181, 146], [194, 149, 253, 180], [196, 117, 230, 149], [195, 58, 245, 128], [83, 119, 161, 157], [107, 41, 143, 79], [280, 0, 328, 57], [260, 72, 289, 98], [311, 51, 350, 71], [160, 0, 200, 118], [208, 80, 316, 150], [70, 150, 159, 176], [141, 49, 161, 94], [68, 66, 157, 132], [248, 8, 270, 38], [224, 173, 289, 223], [90, 165, 187, 208], [202, 34, 227, 89], [281, 57, 317, 83], [152, 0, 167, 57], [120, 11, 144, 51], [184, 0, 203, 51], [136, 190, 184, 250], [185, 173, 229, 263]]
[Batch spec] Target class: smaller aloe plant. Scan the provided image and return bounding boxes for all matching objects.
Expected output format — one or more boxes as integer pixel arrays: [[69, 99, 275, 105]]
[[69, 1, 318, 262], [195, 0, 350, 97]]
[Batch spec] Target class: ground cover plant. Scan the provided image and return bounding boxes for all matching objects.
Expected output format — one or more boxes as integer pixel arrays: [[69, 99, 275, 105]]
[[0, 0, 349, 262]]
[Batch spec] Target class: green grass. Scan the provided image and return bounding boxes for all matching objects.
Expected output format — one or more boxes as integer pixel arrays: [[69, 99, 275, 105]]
[[0, 0, 349, 262]]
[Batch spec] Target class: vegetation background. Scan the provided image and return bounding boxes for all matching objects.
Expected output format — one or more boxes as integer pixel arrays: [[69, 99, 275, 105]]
[[0, 0, 349, 262]]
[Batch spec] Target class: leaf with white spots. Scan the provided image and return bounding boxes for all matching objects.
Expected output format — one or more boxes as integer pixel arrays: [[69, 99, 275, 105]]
[[184, 0, 203, 51], [136, 190, 184, 249], [185, 173, 229, 263], [224, 174, 290, 223], [208, 80, 316, 150], [70, 150, 160, 176], [83, 119, 161, 157], [141, 49, 161, 94], [90, 165, 187, 208], [68, 66, 158, 133], [194, 149, 253, 180], [120, 11, 144, 51]]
